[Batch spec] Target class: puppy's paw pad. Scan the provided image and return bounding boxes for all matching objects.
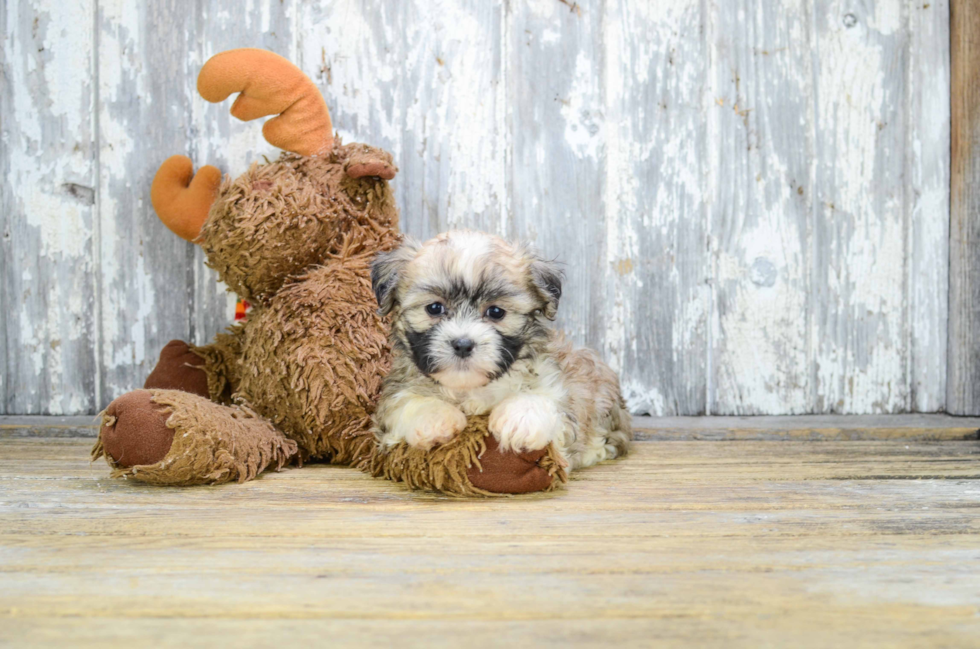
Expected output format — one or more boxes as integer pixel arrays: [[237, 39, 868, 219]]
[[489, 396, 561, 453], [401, 402, 467, 450]]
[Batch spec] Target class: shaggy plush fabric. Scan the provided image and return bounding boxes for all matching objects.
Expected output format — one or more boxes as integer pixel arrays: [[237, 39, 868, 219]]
[[92, 389, 562, 494], [200, 145, 398, 303], [191, 324, 246, 405], [96, 390, 177, 467], [206, 234, 396, 466], [362, 416, 567, 497], [93, 389, 297, 486]]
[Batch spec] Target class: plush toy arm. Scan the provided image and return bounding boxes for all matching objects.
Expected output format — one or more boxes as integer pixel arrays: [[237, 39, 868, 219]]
[[362, 415, 566, 496]]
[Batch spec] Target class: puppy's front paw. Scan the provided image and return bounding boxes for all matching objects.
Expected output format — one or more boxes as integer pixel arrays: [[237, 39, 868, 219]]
[[489, 395, 562, 453], [389, 398, 467, 450]]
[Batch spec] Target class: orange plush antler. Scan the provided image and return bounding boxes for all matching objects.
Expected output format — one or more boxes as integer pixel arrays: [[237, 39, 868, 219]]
[[197, 48, 334, 157], [150, 156, 222, 242]]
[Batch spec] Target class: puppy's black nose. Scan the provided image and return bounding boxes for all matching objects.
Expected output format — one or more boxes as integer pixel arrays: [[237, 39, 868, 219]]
[[451, 337, 476, 358]]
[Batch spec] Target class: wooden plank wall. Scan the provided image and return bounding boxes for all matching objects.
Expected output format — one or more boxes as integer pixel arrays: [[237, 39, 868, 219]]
[[948, 0, 980, 415], [1, 0, 952, 416]]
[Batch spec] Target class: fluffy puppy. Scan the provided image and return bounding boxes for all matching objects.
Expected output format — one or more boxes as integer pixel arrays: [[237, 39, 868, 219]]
[[370, 230, 631, 471]]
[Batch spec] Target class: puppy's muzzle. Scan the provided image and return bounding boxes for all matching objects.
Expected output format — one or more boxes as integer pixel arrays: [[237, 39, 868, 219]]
[[451, 337, 476, 358]]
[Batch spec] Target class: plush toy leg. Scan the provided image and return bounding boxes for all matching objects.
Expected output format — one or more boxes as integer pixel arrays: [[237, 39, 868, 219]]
[[362, 416, 567, 497], [143, 340, 210, 398], [92, 389, 297, 486], [143, 326, 244, 405], [188, 325, 245, 404]]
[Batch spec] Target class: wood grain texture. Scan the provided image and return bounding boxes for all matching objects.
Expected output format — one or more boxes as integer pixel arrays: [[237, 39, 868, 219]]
[[2, 1, 954, 415], [631, 413, 980, 440], [708, 0, 813, 414], [1, 1, 98, 415], [297, 0, 506, 239], [507, 0, 604, 354], [96, 0, 199, 406], [603, 0, 709, 416], [5, 412, 980, 440], [1, 436, 979, 646], [811, 0, 910, 413], [908, 0, 950, 412], [948, 0, 980, 415]]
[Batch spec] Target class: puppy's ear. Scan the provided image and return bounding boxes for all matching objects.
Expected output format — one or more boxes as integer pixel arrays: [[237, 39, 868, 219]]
[[529, 256, 563, 320], [371, 239, 419, 316]]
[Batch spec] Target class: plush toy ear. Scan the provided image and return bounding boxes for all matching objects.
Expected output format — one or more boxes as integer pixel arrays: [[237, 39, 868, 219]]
[[344, 145, 398, 180], [371, 240, 420, 315], [150, 155, 222, 242], [530, 256, 563, 320]]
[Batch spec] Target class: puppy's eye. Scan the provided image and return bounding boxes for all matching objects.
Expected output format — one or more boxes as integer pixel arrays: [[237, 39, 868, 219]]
[[425, 303, 445, 316], [485, 306, 506, 321]]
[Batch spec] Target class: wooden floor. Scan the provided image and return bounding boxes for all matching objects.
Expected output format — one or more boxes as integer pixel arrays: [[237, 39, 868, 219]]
[[1, 417, 979, 647]]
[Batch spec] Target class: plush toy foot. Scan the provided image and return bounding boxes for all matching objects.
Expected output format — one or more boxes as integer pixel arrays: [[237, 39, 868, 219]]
[[98, 390, 176, 467], [143, 340, 210, 398], [465, 434, 556, 494], [93, 389, 298, 486], [363, 416, 566, 497]]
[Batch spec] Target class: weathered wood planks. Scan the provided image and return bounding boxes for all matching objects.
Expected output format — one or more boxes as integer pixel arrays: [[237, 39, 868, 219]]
[[603, 0, 709, 416], [6, 412, 980, 440], [909, 0, 951, 412], [1, 1, 955, 415], [1, 436, 979, 646], [297, 0, 507, 240], [948, 0, 980, 415], [1, 1, 99, 415], [811, 1, 912, 413], [96, 0, 201, 407], [708, 0, 813, 414]]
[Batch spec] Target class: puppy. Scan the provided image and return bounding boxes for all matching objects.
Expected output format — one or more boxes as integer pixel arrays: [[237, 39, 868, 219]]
[[370, 230, 631, 471]]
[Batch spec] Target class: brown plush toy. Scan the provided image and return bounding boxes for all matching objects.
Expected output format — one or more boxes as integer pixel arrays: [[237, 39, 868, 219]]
[[92, 49, 566, 495]]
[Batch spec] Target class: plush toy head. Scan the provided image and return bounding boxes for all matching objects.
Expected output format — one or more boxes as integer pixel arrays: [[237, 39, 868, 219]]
[[149, 49, 399, 302]]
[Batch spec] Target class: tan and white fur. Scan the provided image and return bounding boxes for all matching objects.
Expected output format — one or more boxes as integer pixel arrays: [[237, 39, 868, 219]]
[[370, 231, 631, 471]]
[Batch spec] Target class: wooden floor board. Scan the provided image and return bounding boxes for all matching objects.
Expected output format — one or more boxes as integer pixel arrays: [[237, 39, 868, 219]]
[[5, 414, 980, 441], [1, 436, 978, 647]]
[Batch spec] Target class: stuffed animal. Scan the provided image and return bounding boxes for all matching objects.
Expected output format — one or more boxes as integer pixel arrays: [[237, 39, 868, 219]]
[[91, 49, 565, 495]]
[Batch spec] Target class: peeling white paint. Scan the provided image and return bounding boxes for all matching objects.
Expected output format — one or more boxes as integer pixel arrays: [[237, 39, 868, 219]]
[[300, 0, 507, 238], [2, 0, 952, 416], [621, 377, 667, 416], [561, 51, 603, 161], [809, 0, 912, 413], [3, 0, 97, 414]]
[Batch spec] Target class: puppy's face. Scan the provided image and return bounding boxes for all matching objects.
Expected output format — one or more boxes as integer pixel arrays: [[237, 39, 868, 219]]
[[372, 231, 562, 390]]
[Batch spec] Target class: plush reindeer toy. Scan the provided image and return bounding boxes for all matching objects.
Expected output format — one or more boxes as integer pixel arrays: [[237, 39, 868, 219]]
[[92, 48, 565, 495]]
